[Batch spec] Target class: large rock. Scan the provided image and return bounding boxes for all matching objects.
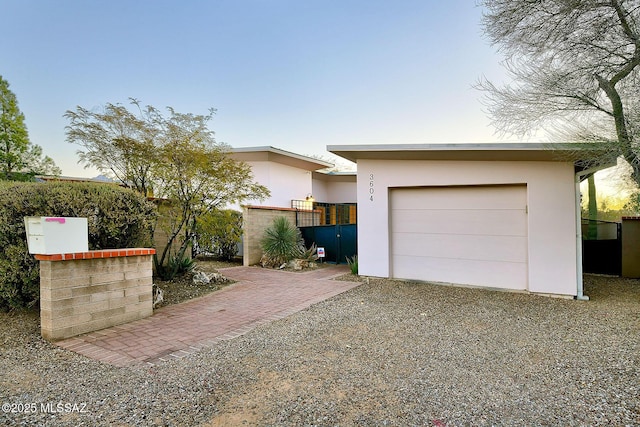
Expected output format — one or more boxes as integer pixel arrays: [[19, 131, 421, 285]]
[[288, 259, 318, 271], [193, 271, 227, 286], [152, 284, 164, 309]]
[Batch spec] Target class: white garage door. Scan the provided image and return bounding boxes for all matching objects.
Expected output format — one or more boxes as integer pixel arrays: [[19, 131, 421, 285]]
[[390, 185, 528, 290]]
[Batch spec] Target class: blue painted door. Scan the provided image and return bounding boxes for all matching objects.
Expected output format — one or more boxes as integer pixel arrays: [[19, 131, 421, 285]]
[[300, 224, 357, 264]]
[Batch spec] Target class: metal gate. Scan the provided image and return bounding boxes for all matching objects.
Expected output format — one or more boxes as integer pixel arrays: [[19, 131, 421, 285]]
[[300, 224, 357, 264], [582, 219, 621, 275], [292, 200, 357, 264]]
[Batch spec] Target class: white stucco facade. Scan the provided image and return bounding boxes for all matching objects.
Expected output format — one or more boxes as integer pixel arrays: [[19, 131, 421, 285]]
[[329, 143, 612, 298], [355, 159, 577, 295], [244, 160, 314, 207], [311, 172, 357, 204], [231, 146, 333, 209]]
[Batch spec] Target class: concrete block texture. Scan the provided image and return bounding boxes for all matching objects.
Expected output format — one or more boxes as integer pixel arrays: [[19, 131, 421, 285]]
[[39, 252, 154, 341], [242, 206, 298, 266]]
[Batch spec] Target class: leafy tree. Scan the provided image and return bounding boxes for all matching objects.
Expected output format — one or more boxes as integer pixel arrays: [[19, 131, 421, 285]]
[[195, 209, 243, 260], [152, 110, 269, 275], [66, 100, 269, 278], [624, 192, 640, 214], [65, 99, 158, 195], [0, 75, 60, 180], [478, 0, 640, 185]]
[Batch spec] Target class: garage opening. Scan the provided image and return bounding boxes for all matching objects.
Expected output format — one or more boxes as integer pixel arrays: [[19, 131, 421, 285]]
[[390, 184, 529, 290]]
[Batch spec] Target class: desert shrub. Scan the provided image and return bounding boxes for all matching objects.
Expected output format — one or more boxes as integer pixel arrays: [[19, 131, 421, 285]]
[[0, 181, 156, 310], [157, 255, 195, 281], [346, 255, 358, 275], [195, 209, 242, 261], [260, 216, 304, 267], [300, 243, 318, 262]]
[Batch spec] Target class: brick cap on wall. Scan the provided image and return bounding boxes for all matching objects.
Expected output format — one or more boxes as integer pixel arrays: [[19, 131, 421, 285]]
[[34, 248, 156, 262]]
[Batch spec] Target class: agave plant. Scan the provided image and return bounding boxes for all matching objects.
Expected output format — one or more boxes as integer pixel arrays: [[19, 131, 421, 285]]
[[260, 217, 304, 267], [346, 255, 358, 275], [299, 243, 319, 262]]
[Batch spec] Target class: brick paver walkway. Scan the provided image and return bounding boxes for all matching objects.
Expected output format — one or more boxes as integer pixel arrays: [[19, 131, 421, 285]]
[[54, 265, 358, 367]]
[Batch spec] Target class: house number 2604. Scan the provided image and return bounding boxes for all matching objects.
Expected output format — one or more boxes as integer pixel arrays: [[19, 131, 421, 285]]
[[368, 173, 374, 201]]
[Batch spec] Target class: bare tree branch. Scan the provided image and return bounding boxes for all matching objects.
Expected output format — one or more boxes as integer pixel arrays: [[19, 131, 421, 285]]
[[479, 0, 640, 185]]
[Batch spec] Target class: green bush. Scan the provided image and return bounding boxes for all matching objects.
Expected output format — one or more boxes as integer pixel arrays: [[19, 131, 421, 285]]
[[346, 255, 358, 275], [0, 182, 156, 310], [195, 209, 242, 261], [260, 216, 304, 267], [157, 255, 195, 281]]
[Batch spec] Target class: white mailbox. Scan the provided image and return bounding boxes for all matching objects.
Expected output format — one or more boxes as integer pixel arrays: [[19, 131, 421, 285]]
[[24, 217, 89, 255]]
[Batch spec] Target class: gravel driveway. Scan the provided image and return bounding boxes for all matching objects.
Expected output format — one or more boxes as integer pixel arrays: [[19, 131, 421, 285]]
[[1, 274, 639, 426]]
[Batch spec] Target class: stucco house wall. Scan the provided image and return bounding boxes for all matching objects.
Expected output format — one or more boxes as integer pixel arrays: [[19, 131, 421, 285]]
[[232, 147, 345, 266], [310, 178, 329, 203], [355, 159, 578, 296], [312, 172, 357, 204], [231, 147, 334, 209], [244, 160, 314, 207]]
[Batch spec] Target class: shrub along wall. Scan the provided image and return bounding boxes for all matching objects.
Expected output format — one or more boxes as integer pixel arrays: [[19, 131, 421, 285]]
[[195, 209, 243, 260], [0, 182, 156, 310]]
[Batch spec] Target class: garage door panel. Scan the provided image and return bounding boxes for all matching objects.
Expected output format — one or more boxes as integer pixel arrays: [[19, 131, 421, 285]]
[[392, 233, 527, 263], [390, 185, 528, 290], [391, 186, 526, 210], [392, 255, 528, 290], [391, 209, 527, 236]]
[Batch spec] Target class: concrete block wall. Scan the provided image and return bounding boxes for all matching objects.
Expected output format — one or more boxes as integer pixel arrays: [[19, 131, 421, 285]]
[[36, 248, 155, 340], [242, 206, 298, 266]]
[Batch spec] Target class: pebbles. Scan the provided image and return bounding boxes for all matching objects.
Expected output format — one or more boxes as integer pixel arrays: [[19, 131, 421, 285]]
[[1, 274, 639, 426]]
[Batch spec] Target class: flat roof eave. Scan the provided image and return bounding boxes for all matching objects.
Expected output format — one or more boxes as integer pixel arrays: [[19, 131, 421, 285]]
[[232, 146, 333, 171], [327, 143, 615, 167]]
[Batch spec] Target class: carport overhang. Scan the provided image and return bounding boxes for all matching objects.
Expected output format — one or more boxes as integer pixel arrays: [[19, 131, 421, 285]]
[[328, 142, 618, 300]]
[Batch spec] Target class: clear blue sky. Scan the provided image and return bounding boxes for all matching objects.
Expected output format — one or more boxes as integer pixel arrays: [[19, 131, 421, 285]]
[[3, 0, 513, 177]]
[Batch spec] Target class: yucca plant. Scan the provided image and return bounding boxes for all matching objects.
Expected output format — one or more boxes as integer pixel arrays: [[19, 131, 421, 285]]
[[260, 217, 304, 267]]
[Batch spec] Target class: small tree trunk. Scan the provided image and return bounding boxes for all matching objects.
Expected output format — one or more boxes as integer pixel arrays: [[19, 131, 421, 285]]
[[587, 175, 598, 240], [596, 74, 640, 186]]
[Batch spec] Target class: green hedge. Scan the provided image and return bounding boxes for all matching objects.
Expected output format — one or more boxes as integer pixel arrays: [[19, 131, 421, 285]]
[[0, 182, 156, 310], [195, 209, 243, 261]]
